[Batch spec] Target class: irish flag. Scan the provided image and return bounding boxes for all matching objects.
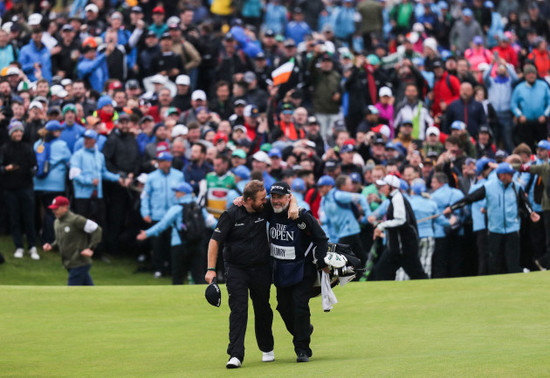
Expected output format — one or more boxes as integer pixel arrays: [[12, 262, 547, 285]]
[[271, 59, 294, 86]]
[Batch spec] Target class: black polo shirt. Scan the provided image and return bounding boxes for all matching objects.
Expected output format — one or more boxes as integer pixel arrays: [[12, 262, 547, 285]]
[[212, 204, 273, 268]]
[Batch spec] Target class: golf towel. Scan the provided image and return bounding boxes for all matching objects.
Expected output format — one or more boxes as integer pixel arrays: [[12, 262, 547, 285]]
[[321, 271, 337, 312]]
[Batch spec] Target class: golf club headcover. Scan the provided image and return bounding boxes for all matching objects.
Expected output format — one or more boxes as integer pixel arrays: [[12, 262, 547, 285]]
[[205, 277, 221, 307], [324, 252, 347, 268]]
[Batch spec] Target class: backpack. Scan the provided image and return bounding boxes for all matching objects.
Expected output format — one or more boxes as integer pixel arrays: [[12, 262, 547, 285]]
[[177, 202, 207, 243], [446, 74, 457, 97], [35, 141, 51, 179]]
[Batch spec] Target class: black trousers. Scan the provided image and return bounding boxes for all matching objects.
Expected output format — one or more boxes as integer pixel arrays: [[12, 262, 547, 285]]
[[487, 231, 521, 274], [276, 263, 316, 357], [170, 241, 206, 285], [374, 230, 428, 280], [339, 233, 367, 267], [516, 119, 548, 151], [150, 222, 171, 273], [104, 183, 133, 255], [225, 263, 274, 362], [4, 187, 36, 249], [533, 210, 550, 268], [38, 191, 64, 244], [475, 230, 489, 276], [525, 212, 545, 269], [432, 235, 463, 278]]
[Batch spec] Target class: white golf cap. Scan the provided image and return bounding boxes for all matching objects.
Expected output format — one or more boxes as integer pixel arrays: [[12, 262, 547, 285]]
[[28, 13, 43, 26], [423, 37, 438, 52], [150, 74, 166, 84], [379, 86, 392, 97], [85, 3, 99, 13], [166, 16, 181, 26], [6, 66, 20, 76], [376, 175, 401, 188], [2, 22, 13, 33], [110, 11, 123, 20], [252, 150, 271, 165], [29, 101, 43, 110], [191, 90, 207, 101], [175, 74, 190, 86], [61, 78, 73, 86], [426, 126, 440, 137], [50, 84, 68, 98], [378, 124, 391, 139], [171, 124, 188, 138]]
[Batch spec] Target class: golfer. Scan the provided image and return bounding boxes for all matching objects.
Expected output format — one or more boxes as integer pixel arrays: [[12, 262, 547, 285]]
[[43, 196, 102, 285], [268, 181, 330, 363], [205, 180, 297, 369]]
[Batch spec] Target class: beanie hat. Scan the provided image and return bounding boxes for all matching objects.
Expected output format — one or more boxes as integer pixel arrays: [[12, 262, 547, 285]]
[[97, 95, 113, 110], [8, 121, 24, 136]]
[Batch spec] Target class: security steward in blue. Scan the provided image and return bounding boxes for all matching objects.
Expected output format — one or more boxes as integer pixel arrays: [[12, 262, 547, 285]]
[[444, 162, 540, 274], [268, 181, 330, 363], [204, 180, 299, 369]]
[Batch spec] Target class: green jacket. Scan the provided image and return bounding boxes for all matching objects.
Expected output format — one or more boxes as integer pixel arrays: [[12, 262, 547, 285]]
[[309, 55, 342, 114], [51, 210, 102, 269]]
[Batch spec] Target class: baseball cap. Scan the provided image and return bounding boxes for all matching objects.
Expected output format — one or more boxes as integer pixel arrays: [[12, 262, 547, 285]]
[[84, 129, 98, 139], [234, 99, 247, 107], [236, 138, 252, 148], [48, 196, 69, 209], [243, 71, 256, 84], [350, 172, 361, 183], [131, 6, 143, 13], [214, 132, 228, 144], [268, 148, 282, 158], [28, 13, 43, 26], [125, 79, 140, 90], [172, 182, 193, 194], [496, 162, 514, 175], [50, 84, 68, 98], [291, 178, 306, 192], [172, 124, 188, 138], [270, 181, 291, 195], [462, 8, 473, 17], [157, 152, 173, 162], [537, 140, 550, 151], [175, 74, 190, 86], [411, 178, 426, 195], [473, 35, 484, 45], [376, 175, 401, 188], [85, 3, 99, 13], [432, 58, 444, 68], [379, 86, 392, 97], [401, 119, 413, 127], [160, 32, 171, 40], [476, 157, 495, 174], [451, 120, 466, 131], [205, 279, 221, 307], [233, 165, 251, 180], [478, 125, 491, 134], [6, 66, 20, 76], [191, 90, 207, 101], [233, 125, 247, 134], [45, 120, 64, 131], [426, 126, 440, 136], [244, 104, 259, 117], [29, 101, 43, 110], [232, 149, 247, 159], [307, 116, 320, 125], [264, 29, 275, 37], [317, 175, 335, 187], [252, 150, 271, 165], [340, 144, 355, 154], [152, 5, 165, 14]]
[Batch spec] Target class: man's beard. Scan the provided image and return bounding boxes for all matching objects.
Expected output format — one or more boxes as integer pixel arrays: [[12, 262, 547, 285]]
[[252, 202, 265, 212], [272, 202, 289, 214]]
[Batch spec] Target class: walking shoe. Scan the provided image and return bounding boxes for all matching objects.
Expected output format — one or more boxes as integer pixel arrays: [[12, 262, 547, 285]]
[[296, 353, 309, 363], [534, 259, 547, 271], [262, 350, 275, 362], [154, 271, 162, 278], [29, 247, 40, 260], [226, 357, 242, 369], [13, 248, 24, 258]]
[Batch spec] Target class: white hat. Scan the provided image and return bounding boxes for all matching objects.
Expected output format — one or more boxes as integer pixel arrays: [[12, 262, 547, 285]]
[[172, 124, 188, 138], [85, 3, 99, 13], [378, 124, 391, 139], [2, 22, 13, 33], [166, 16, 180, 26], [252, 150, 271, 165], [150, 74, 166, 84], [423, 37, 438, 52], [376, 175, 401, 188], [426, 126, 440, 137], [50, 84, 68, 98], [6, 66, 20, 76], [29, 101, 43, 110], [412, 23, 424, 33], [61, 78, 73, 86], [379, 86, 392, 97], [175, 74, 190, 86], [110, 12, 123, 20], [477, 62, 490, 72], [136, 173, 148, 184], [191, 89, 207, 101], [233, 125, 247, 133], [28, 13, 43, 26]]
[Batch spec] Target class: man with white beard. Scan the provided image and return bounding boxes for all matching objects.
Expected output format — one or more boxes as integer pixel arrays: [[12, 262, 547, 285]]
[[267, 181, 330, 363]]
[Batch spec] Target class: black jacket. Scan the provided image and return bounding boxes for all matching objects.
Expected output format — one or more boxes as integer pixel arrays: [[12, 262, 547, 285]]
[[0, 139, 36, 190], [102, 129, 140, 176]]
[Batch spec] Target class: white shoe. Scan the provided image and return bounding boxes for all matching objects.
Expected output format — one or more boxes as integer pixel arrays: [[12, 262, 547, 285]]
[[13, 248, 24, 258], [29, 247, 40, 260], [154, 271, 162, 279], [262, 350, 275, 362], [226, 357, 242, 369]]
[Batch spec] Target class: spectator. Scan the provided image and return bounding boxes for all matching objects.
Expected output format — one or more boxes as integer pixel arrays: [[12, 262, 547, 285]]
[[59, 104, 85, 153], [394, 84, 434, 141], [510, 64, 550, 150], [286, 7, 312, 44], [19, 26, 52, 83], [444, 82, 487, 137], [0, 122, 38, 260], [449, 8, 483, 55], [77, 38, 109, 93], [431, 58, 460, 119]]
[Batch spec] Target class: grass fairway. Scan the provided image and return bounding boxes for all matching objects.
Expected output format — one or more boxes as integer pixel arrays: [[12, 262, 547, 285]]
[[2, 273, 550, 377]]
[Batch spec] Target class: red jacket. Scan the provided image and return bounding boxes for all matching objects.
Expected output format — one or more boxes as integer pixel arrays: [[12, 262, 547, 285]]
[[528, 49, 550, 77], [432, 72, 460, 116], [492, 45, 518, 68], [305, 187, 322, 220]]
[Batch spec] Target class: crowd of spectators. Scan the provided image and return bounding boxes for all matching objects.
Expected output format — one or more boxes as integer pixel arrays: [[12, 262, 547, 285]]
[[1, 0, 550, 281]]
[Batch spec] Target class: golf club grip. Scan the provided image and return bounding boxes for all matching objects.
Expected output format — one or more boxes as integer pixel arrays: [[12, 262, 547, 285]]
[[211, 277, 217, 284]]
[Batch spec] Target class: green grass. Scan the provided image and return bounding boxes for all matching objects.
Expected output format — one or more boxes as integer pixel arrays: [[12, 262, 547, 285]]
[[2, 237, 550, 376]]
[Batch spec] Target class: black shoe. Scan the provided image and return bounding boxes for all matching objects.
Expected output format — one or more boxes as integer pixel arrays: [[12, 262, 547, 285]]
[[297, 353, 309, 363], [0, 252, 4, 264], [309, 324, 314, 335]]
